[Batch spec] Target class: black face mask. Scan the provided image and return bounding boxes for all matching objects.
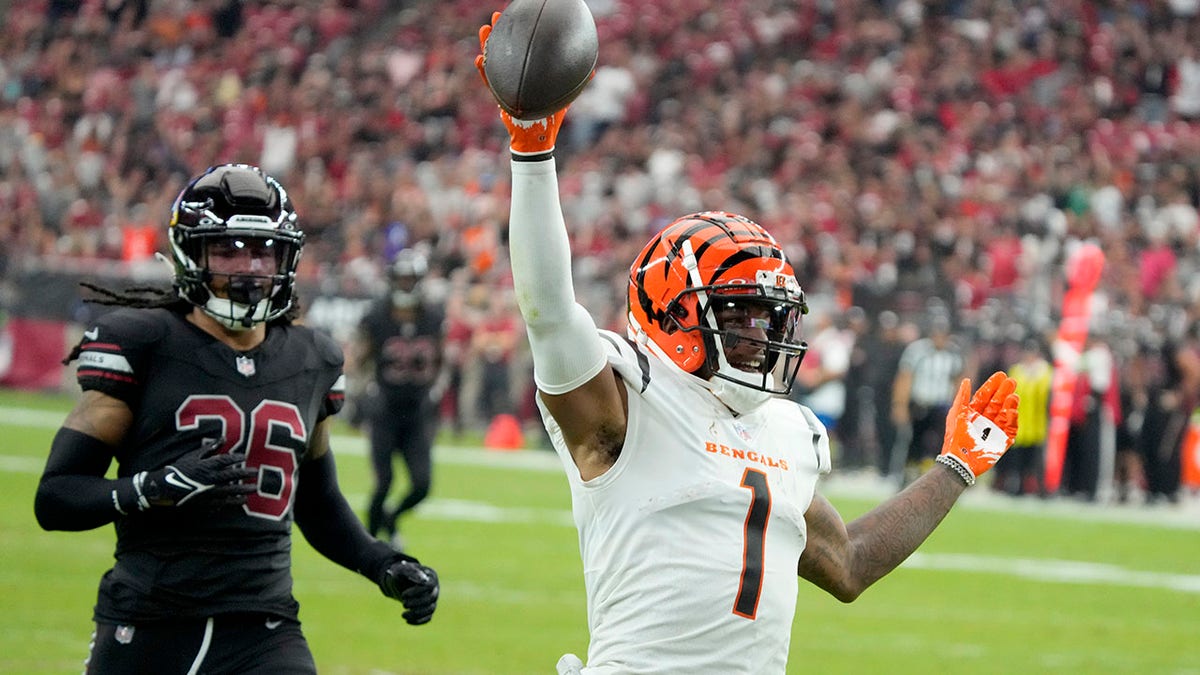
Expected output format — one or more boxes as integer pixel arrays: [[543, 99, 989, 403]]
[[226, 276, 267, 306]]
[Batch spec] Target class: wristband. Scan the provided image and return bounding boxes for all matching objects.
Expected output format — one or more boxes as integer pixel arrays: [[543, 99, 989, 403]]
[[935, 454, 976, 487], [131, 471, 152, 511], [111, 472, 150, 515], [512, 149, 554, 162], [374, 549, 421, 585]]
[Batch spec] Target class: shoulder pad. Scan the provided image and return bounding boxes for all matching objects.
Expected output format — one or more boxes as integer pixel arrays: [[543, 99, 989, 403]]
[[292, 319, 345, 367], [84, 307, 172, 350], [597, 329, 652, 394], [305, 324, 346, 369], [74, 308, 174, 401]]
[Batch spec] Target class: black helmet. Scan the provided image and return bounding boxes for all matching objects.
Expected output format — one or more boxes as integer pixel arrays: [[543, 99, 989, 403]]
[[389, 248, 429, 309], [168, 164, 304, 330]]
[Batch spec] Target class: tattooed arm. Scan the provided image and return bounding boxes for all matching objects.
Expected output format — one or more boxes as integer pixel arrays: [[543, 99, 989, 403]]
[[798, 371, 1020, 602], [797, 463, 965, 602]]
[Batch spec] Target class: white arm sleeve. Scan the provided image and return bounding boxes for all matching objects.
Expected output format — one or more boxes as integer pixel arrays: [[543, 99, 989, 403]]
[[509, 158, 607, 395]]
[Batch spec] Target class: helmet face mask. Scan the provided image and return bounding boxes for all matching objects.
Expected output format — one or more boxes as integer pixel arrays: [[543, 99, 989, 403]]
[[389, 249, 429, 310], [628, 212, 808, 399], [670, 279, 807, 395], [169, 164, 303, 331]]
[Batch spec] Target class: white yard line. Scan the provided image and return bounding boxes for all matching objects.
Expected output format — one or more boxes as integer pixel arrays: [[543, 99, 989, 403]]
[[342, 492, 1200, 595], [13, 447, 1200, 595], [5, 404, 1199, 535], [0, 406, 66, 430], [902, 553, 1200, 594]]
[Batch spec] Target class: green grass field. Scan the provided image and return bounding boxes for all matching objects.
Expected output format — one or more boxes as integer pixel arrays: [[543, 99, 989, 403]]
[[1, 388, 1197, 674]]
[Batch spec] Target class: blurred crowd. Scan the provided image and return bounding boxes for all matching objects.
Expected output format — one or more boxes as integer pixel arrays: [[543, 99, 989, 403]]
[[2, 0, 1199, 502]]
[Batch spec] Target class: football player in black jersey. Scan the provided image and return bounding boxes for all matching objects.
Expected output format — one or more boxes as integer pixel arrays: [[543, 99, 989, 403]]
[[354, 248, 448, 545], [34, 164, 439, 674]]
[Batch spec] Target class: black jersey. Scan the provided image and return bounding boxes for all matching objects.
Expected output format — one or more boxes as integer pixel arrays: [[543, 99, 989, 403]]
[[74, 308, 345, 622], [359, 301, 444, 403]]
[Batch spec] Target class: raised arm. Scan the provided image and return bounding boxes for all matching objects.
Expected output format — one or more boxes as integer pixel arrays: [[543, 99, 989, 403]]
[[476, 14, 626, 480], [798, 372, 1018, 601]]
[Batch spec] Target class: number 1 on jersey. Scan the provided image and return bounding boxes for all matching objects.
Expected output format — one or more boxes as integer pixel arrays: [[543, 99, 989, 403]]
[[734, 467, 771, 619]]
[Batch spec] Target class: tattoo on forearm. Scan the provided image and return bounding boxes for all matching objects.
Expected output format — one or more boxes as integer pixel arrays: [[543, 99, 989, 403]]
[[797, 504, 850, 591], [845, 465, 964, 587]]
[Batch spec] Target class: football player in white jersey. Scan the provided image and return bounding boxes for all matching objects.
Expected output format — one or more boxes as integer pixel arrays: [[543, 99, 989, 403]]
[[475, 18, 1019, 675]]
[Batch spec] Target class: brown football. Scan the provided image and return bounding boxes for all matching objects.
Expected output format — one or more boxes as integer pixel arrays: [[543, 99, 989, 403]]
[[482, 0, 598, 120]]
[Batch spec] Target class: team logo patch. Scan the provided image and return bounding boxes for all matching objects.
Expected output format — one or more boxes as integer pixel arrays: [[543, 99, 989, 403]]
[[236, 356, 256, 377], [114, 625, 135, 644]]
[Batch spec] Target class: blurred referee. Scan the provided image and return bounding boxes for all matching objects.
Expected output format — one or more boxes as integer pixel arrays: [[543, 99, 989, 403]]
[[890, 314, 969, 485]]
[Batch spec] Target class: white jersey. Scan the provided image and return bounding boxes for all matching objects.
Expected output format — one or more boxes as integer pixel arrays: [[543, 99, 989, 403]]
[[538, 330, 831, 674]]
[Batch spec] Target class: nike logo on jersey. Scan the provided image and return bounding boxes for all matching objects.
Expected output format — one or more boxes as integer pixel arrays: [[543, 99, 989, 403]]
[[265, 618, 283, 630], [83, 327, 99, 341]]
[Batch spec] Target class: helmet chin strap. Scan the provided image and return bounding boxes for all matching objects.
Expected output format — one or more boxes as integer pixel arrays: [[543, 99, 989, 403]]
[[392, 289, 420, 309], [636, 327, 773, 415], [203, 277, 270, 331], [707, 344, 774, 414], [679, 239, 773, 414], [203, 297, 268, 331]]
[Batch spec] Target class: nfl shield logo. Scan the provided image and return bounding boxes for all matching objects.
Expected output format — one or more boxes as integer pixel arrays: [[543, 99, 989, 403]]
[[733, 421, 753, 442], [236, 356, 256, 377], [114, 625, 135, 644]]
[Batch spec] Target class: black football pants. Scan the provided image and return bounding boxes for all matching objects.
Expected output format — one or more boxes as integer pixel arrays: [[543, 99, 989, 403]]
[[87, 613, 316, 674], [367, 408, 436, 537]]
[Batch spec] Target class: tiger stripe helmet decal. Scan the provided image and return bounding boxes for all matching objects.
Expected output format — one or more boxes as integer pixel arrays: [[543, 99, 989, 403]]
[[627, 212, 808, 395]]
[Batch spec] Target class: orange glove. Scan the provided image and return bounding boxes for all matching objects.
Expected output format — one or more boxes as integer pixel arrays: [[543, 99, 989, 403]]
[[937, 371, 1019, 486], [474, 12, 569, 156]]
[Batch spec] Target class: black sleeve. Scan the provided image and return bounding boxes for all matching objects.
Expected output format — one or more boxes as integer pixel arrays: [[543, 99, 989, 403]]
[[293, 451, 411, 583], [35, 428, 139, 531]]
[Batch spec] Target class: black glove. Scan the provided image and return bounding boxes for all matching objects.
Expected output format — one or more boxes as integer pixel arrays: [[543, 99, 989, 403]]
[[132, 438, 258, 510], [378, 557, 439, 625]]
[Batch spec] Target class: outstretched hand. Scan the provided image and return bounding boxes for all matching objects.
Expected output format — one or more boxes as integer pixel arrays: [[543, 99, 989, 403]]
[[133, 438, 258, 509], [938, 372, 1019, 485], [474, 11, 569, 155]]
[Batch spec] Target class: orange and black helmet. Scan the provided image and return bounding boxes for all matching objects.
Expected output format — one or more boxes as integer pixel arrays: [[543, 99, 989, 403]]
[[627, 211, 808, 394]]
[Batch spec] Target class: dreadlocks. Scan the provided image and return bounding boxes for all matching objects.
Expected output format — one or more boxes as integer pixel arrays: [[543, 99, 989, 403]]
[[62, 282, 302, 365]]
